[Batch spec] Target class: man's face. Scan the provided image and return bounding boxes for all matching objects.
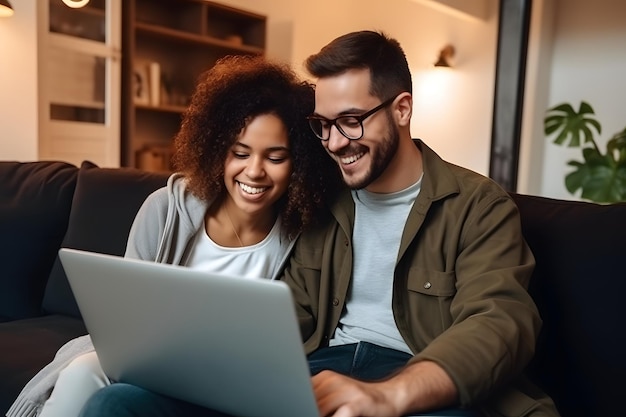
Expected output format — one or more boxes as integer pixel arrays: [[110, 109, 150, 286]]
[[313, 69, 399, 191]]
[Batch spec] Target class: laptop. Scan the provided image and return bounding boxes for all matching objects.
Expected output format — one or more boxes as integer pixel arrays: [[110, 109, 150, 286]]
[[58, 248, 319, 417]]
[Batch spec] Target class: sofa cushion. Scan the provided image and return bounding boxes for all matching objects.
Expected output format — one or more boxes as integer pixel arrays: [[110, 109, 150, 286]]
[[0, 161, 78, 321], [511, 193, 626, 417], [42, 161, 169, 318], [0, 315, 87, 415]]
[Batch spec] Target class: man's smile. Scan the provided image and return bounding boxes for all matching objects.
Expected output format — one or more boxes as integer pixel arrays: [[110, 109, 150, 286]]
[[339, 152, 365, 165]]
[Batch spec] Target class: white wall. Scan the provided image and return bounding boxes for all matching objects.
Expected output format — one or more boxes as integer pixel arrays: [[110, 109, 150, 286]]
[[0, 0, 499, 177], [6, 1, 622, 197], [0, 1, 39, 161], [191, 0, 501, 175], [519, 0, 626, 200]]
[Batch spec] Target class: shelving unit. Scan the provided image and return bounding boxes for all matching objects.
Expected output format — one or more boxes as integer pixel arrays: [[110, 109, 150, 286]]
[[121, 0, 267, 171]]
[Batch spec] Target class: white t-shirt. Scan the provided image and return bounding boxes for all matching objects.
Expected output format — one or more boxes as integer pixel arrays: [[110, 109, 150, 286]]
[[186, 217, 291, 280], [330, 178, 422, 354]]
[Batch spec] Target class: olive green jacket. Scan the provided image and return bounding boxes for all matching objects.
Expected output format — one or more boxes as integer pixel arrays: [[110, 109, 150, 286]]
[[281, 140, 559, 417]]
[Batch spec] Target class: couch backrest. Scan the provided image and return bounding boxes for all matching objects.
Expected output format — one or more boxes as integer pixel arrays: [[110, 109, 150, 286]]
[[42, 161, 170, 318], [0, 161, 78, 321], [510, 192, 626, 417]]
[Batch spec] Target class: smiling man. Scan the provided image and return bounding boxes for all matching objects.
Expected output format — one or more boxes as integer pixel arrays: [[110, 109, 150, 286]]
[[281, 30, 560, 417]]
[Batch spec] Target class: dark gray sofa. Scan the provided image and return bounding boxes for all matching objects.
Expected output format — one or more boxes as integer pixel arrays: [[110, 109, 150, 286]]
[[1, 160, 624, 417], [0, 160, 168, 414]]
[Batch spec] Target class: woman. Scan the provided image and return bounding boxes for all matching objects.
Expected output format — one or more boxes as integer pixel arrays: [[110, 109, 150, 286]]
[[7, 55, 341, 417]]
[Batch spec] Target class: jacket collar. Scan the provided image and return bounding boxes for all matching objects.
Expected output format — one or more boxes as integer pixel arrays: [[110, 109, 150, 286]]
[[323, 139, 464, 268], [415, 139, 460, 205], [328, 139, 461, 241]]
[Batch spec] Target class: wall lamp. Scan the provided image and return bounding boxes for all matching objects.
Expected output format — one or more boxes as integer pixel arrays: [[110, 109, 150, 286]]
[[0, 0, 14, 17], [434, 44, 455, 68], [62, 0, 90, 8]]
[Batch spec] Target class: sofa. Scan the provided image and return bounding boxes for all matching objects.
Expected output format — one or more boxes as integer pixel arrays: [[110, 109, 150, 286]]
[[1, 160, 624, 417], [0, 160, 169, 415]]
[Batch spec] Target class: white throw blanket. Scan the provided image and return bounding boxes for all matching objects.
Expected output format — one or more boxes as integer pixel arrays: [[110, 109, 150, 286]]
[[6, 335, 95, 417]]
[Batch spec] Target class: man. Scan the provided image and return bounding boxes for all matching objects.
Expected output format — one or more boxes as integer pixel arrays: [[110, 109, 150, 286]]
[[283, 30, 558, 417], [79, 31, 558, 417]]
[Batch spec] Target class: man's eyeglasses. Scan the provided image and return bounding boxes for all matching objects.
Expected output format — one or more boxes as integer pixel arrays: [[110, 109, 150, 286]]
[[307, 96, 396, 141]]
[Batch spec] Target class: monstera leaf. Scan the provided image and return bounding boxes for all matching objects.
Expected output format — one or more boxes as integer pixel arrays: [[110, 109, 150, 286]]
[[545, 102, 626, 203], [608, 127, 626, 160], [565, 148, 626, 203], [544, 102, 601, 148]]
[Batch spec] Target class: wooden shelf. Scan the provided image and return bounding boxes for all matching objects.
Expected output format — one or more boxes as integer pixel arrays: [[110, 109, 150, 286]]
[[135, 103, 187, 115], [121, 0, 267, 169], [135, 22, 264, 54]]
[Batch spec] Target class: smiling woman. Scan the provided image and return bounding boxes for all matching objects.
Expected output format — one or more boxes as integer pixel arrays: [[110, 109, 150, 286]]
[[7, 55, 343, 417], [172, 55, 342, 239], [217, 113, 293, 247]]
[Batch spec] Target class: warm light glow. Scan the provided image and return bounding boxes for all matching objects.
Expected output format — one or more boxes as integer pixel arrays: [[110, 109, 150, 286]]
[[411, 68, 458, 139], [0, 0, 14, 17], [61, 0, 90, 8], [414, 69, 454, 108]]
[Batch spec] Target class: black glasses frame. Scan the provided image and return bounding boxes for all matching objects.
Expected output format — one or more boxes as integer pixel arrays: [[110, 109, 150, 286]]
[[307, 96, 396, 141]]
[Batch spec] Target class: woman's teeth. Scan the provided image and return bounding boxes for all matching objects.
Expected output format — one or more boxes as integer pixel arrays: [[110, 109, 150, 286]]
[[238, 182, 267, 194]]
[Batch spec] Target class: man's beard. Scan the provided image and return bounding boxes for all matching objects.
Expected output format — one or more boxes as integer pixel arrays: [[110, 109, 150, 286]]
[[343, 120, 400, 190]]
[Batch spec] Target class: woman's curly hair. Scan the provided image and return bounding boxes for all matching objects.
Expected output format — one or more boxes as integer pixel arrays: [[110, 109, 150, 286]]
[[172, 55, 342, 238]]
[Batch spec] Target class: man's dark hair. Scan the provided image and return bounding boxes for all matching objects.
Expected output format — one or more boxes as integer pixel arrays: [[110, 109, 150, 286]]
[[305, 30, 412, 100], [172, 55, 341, 237]]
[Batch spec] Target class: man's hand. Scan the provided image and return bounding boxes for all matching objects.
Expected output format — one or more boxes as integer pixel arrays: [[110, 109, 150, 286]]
[[313, 370, 399, 417], [312, 360, 458, 417]]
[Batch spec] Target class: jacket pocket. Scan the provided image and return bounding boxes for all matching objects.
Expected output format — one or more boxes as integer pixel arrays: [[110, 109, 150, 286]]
[[406, 267, 456, 297], [403, 267, 457, 339]]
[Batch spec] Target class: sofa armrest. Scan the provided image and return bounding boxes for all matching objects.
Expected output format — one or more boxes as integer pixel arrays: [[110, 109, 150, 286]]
[[510, 192, 626, 417]]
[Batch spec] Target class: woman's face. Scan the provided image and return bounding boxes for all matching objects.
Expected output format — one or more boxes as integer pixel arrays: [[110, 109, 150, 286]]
[[223, 113, 293, 218]]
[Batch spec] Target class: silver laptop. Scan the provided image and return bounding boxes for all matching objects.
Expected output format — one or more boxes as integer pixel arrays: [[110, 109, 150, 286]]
[[58, 248, 319, 417]]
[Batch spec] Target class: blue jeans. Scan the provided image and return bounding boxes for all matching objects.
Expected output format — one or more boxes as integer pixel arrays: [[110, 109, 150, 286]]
[[79, 342, 478, 417]]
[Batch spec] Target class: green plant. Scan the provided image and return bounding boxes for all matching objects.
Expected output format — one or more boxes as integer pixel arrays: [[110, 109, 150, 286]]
[[544, 101, 626, 203]]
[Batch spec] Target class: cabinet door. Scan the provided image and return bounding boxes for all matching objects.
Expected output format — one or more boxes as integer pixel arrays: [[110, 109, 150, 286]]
[[39, 0, 121, 168]]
